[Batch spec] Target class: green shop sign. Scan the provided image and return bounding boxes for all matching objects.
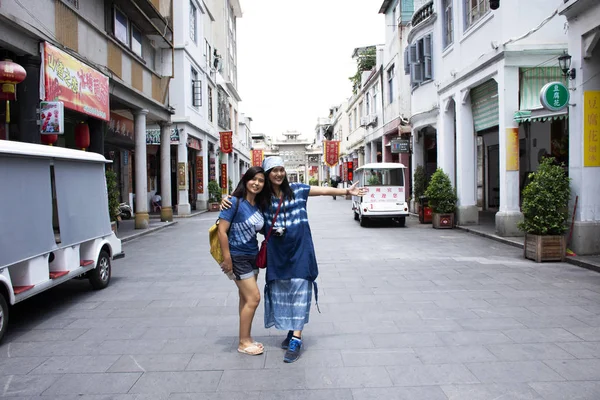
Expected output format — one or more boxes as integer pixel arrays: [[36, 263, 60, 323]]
[[540, 81, 569, 112]]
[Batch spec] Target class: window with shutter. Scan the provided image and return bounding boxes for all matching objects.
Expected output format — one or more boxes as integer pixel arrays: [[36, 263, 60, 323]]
[[404, 47, 410, 75], [424, 35, 433, 80], [193, 80, 202, 107]]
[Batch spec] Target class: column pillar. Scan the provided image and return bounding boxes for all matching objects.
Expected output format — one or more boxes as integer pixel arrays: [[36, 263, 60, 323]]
[[455, 91, 479, 225], [496, 66, 524, 236], [371, 141, 378, 163], [358, 147, 365, 167], [177, 129, 191, 215], [134, 109, 149, 229], [438, 99, 456, 188], [160, 122, 173, 222]]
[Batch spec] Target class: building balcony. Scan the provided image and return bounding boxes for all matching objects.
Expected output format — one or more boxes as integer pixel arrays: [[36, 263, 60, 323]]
[[411, 1, 434, 28], [114, 0, 174, 48]]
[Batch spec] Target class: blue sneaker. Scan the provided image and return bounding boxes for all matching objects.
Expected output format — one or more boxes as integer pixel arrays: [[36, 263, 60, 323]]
[[281, 330, 294, 349], [283, 337, 302, 363]]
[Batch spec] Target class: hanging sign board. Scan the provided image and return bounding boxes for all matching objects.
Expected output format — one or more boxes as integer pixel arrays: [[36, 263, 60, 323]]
[[540, 81, 569, 112], [391, 139, 410, 153]]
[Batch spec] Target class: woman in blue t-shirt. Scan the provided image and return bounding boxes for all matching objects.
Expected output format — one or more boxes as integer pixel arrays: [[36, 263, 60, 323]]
[[217, 166, 269, 356]]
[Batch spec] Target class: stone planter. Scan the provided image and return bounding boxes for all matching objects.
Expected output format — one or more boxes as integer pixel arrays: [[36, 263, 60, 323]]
[[432, 213, 453, 229], [524, 234, 566, 263], [208, 202, 220, 212]]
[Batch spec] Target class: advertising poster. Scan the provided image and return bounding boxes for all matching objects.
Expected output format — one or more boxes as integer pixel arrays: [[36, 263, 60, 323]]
[[42, 42, 109, 121], [196, 156, 204, 194], [506, 127, 519, 171], [220, 131, 233, 153], [584, 91, 600, 167]]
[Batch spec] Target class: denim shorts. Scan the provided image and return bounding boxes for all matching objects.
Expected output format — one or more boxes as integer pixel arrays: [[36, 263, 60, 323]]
[[231, 254, 259, 280]]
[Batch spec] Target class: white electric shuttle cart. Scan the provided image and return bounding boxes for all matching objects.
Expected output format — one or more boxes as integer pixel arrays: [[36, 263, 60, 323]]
[[0, 140, 124, 341], [352, 162, 410, 227]]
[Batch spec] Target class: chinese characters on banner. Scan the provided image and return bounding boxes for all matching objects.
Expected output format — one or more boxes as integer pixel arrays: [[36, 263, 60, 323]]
[[196, 156, 204, 194], [323, 140, 340, 167], [310, 166, 318, 176], [220, 163, 228, 189], [220, 131, 233, 153], [365, 187, 405, 202], [251, 149, 263, 167], [506, 128, 519, 171], [347, 161, 354, 182], [342, 161, 348, 181], [177, 162, 186, 190], [584, 91, 600, 167], [42, 42, 109, 121]]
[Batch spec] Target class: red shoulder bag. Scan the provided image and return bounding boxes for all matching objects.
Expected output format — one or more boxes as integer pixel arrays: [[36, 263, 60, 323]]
[[256, 196, 283, 269]]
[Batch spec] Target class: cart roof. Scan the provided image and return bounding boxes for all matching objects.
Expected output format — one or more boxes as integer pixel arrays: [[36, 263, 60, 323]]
[[355, 162, 406, 171], [0, 140, 109, 163]]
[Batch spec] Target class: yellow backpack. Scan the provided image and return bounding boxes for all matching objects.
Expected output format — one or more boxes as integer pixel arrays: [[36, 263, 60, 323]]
[[208, 198, 239, 265]]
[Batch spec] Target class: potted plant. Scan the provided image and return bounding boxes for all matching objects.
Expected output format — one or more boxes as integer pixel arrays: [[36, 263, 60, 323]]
[[518, 157, 570, 262], [105, 169, 120, 232], [208, 180, 222, 212], [424, 168, 457, 229], [413, 165, 431, 222]]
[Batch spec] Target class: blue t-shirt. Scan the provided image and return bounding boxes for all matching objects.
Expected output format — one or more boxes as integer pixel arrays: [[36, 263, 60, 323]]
[[263, 183, 318, 283], [218, 197, 264, 256]]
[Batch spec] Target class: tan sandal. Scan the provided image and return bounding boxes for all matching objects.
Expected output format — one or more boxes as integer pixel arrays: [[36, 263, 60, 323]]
[[238, 343, 264, 355]]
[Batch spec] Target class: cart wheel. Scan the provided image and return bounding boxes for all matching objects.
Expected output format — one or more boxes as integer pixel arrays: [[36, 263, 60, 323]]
[[354, 211, 359, 221], [89, 250, 111, 290], [359, 214, 368, 227], [0, 293, 8, 342], [123, 210, 132, 220], [397, 217, 406, 227]]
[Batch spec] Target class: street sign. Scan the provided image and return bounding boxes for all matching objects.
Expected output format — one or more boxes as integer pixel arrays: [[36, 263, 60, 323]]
[[540, 81, 569, 112], [391, 139, 410, 153]]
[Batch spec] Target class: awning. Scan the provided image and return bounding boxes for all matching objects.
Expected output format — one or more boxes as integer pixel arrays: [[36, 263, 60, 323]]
[[513, 109, 569, 123], [520, 67, 567, 110]]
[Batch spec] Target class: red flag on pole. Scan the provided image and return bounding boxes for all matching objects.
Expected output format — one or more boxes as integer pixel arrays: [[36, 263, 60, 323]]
[[220, 131, 233, 153], [323, 140, 340, 167]]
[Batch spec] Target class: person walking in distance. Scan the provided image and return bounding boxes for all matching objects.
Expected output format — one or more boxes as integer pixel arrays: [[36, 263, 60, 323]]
[[217, 167, 270, 355], [222, 157, 366, 362]]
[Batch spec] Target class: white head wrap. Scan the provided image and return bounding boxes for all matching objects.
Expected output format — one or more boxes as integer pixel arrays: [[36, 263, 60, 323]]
[[262, 156, 285, 172]]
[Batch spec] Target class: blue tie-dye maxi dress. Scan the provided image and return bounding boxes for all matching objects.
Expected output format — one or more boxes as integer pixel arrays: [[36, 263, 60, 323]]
[[263, 183, 319, 331]]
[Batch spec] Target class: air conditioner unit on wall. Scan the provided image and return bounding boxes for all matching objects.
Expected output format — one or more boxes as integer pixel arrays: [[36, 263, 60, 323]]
[[360, 116, 369, 126], [369, 115, 378, 126]]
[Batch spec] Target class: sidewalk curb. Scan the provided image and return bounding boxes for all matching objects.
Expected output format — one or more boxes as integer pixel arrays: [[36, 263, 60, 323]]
[[149, 210, 208, 220], [457, 225, 600, 273], [121, 221, 178, 243]]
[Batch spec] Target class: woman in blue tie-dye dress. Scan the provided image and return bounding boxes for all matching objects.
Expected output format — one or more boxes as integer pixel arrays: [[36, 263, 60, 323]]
[[260, 156, 366, 363]]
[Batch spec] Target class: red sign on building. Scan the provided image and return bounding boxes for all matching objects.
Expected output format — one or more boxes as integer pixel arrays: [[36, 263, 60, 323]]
[[323, 140, 340, 167], [196, 156, 204, 194], [347, 161, 354, 182], [252, 149, 263, 167], [220, 131, 233, 153], [220, 163, 228, 189]]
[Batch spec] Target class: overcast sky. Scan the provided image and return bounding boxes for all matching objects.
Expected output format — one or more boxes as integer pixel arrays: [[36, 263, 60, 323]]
[[237, 0, 385, 140]]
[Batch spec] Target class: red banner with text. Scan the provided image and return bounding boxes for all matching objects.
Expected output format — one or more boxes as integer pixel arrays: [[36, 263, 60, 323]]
[[220, 131, 233, 153], [196, 156, 204, 194], [252, 149, 263, 167], [347, 161, 354, 182], [220, 163, 228, 189], [323, 140, 340, 167]]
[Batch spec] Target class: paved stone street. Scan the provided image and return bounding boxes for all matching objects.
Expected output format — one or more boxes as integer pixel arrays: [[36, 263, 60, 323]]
[[2, 197, 600, 399]]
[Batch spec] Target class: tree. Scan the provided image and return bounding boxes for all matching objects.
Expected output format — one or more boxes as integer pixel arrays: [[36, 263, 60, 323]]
[[349, 47, 377, 95]]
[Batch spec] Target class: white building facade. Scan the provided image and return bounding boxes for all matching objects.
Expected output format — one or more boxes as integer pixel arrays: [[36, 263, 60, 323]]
[[408, 0, 568, 237]]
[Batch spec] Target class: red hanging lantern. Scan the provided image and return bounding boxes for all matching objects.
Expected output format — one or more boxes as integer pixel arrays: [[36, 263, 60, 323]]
[[0, 60, 27, 138], [74, 121, 90, 150], [40, 134, 58, 146]]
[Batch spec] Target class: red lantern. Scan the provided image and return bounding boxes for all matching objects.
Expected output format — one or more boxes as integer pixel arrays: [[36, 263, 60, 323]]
[[75, 121, 90, 150], [40, 134, 58, 146], [0, 59, 27, 129]]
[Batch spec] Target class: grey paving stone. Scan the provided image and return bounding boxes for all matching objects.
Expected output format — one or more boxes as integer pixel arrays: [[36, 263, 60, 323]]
[[486, 343, 576, 362], [565, 326, 600, 341], [264, 349, 343, 369], [170, 393, 261, 400], [527, 305, 594, 317], [0, 356, 47, 375], [417, 308, 481, 320], [441, 383, 543, 399], [304, 366, 393, 389], [529, 381, 600, 400], [332, 320, 400, 334], [128, 371, 222, 394], [465, 361, 565, 383], [351, 386, 449, 400], [306, 334, 374, 350], [10, 328, 87, 342], [516, 315, 591, 329], [257, 389, 354, 400], [43, 372, 141, 395], [414, 346, 498, 364], [341, 348, 421, 367], [371, 332, 443, 348], [455, 318, 526, 331], [0, 374, 58, 397], [556, 341, 600, 359], [386, 364, 480, 386], [544, 359, 600, 380], [159, 337, 236, 354], [108, 354, 193, 372], [502, 328, 583, 343], [218, 369, 305, 391], [437, 331, 513, 346], [30, 355, 120, 374]]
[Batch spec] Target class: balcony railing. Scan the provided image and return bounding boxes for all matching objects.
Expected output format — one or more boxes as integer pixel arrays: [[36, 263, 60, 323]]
[[411, 1, 434, 27]]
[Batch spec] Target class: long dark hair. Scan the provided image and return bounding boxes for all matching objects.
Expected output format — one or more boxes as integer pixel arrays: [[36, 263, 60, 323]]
[[231, 166, 269, 210], [264, 168, 295, 201]]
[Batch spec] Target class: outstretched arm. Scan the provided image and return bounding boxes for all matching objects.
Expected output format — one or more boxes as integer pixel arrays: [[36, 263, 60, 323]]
[[309, 181, 366, 197]]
